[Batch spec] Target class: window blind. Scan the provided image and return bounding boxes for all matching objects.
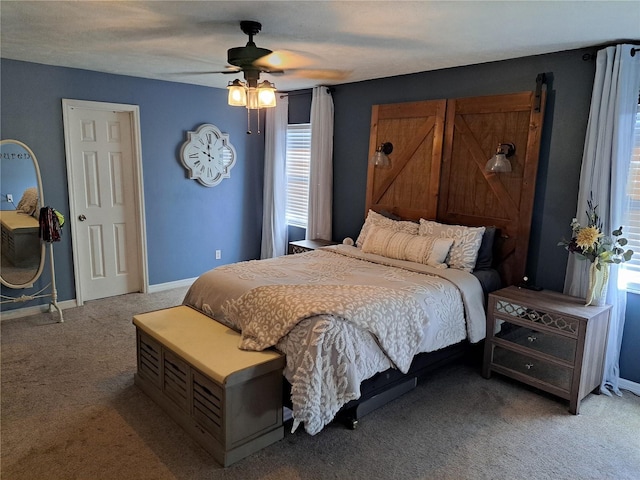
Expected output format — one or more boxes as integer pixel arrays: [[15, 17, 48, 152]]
[[285, 123, 311, 228], [622, 104, 640, 291]]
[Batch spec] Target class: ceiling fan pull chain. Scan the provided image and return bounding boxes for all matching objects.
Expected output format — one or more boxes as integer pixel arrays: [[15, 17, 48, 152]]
[[257, 108, 261, 135], [246, 107, 252, 135]]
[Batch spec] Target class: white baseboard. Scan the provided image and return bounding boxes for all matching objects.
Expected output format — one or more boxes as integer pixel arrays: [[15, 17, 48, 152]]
[[1, 279, 195, 321], [147, 277, 197, 293], [0, 299, 77, 321], [619, 378, 640, 396]]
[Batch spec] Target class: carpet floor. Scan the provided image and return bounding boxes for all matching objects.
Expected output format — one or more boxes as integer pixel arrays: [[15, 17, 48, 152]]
[[2, 288, 639, 480]]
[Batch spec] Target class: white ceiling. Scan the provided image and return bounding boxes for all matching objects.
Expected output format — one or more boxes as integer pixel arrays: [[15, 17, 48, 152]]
[[1, 1, 639, 92]]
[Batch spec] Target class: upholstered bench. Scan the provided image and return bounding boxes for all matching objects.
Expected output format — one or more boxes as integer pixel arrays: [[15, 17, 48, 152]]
[[133, 305, 285, 467]]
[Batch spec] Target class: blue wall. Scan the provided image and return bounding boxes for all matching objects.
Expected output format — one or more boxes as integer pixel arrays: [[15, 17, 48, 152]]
[[1, 58, 265, 308], [2, 53, 637, 383], [620, 294, 640, 383], [1, 142, 38, 210], [328, 49, 639, 383]]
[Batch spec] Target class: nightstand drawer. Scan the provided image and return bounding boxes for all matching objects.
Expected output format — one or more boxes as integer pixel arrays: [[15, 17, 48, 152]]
[[494, 299, 580, 337], [493, 345, 572, 392], [496, 319, 577, 363]]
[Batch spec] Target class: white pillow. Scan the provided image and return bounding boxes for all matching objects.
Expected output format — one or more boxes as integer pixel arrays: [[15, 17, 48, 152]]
[[356, 210, 418, 248], [418, 219, 485, 272], [361, 225, 453, 268]]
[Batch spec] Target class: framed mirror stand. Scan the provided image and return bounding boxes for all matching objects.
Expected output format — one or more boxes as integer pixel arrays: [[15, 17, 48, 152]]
[[1, 139, 63, 322], [0, 243, 63, 321]]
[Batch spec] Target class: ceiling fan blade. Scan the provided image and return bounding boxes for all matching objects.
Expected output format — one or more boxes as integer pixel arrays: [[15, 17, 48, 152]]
[[172, 67, 241, 75], [285, 69, 352, 81], [253, 49, 319, 70], [254, 49, 350, 81]]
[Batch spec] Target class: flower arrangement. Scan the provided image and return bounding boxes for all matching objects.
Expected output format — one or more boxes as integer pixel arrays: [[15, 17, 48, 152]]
[[558, 197, 634, 270]]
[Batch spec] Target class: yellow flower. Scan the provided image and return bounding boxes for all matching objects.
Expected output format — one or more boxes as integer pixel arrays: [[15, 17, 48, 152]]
[[576, 226, 602, 250]]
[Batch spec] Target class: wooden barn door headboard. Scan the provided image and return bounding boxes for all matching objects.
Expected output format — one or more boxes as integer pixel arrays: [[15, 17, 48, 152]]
[[366, 100, 447, 221], [365, 91, 546, 286]]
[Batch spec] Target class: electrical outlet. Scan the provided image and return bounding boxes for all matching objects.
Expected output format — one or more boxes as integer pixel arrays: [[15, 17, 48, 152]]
[[6, 193, 13, 203], [215, 249, 221, 260]]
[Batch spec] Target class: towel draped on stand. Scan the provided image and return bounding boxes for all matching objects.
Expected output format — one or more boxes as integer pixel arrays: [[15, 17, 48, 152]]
[[39, 206, 62, 243]]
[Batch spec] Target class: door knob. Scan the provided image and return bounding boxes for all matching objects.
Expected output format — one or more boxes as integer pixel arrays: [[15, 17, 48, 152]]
[[78, 214, 86, 221]]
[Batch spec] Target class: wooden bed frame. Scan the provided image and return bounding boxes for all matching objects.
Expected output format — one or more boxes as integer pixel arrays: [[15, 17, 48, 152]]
[[288, 90, 546, 429]]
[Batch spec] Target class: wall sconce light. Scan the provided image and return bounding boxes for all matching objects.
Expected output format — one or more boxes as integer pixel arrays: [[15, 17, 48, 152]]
[[485, 143, 515, 173], [371, 142, 393, 167]]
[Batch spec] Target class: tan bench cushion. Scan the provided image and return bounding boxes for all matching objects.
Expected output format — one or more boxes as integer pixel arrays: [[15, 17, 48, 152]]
[[133, 305, 282, 385]]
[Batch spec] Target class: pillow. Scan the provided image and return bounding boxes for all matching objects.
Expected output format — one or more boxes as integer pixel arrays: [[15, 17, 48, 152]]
[[418, 219, 485, 272], [475, 226, 497, 270], [356, 209, 418, 248], [16, 187, 39, 216], [361, 225, 453, 268], [474, 227, 497, 270]]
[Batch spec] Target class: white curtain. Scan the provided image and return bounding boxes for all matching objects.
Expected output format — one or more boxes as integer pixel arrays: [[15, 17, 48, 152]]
[[306, 86, 334, 241], [260, 95, 289, 259], [564, 44, 640, 395]]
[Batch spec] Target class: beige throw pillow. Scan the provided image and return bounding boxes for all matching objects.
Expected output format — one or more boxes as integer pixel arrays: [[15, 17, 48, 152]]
[[16, 187, 39, 216], [356, 210, 418, 248], [361, 225, 453, 268], [419, 219, 485, 272]]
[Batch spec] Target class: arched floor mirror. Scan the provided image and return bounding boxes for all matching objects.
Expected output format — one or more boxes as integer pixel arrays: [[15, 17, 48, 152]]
[[1, 139, 63, 321]]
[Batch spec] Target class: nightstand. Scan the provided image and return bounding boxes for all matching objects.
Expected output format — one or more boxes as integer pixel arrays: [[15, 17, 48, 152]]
[[482, 286, 611, 414], [287, 239, 337, 254]]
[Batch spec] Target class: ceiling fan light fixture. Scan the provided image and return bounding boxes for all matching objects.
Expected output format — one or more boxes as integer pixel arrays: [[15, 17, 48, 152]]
[[227, 79, 247, 106], [228, 79, 276, 110], [246, 86, 259, 109], [257, 80, 277, 108]]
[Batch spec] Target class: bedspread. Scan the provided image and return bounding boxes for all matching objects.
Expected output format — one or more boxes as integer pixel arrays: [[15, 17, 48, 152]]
[[224, 284, 425, 372], [183, 245, 485, 434]]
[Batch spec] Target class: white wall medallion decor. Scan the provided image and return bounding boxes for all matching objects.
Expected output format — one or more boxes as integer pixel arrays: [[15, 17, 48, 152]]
[[180, 124, 236, 187]]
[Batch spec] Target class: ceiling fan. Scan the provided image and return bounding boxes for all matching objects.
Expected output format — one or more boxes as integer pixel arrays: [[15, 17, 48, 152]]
[[208, 20, 348, 134], [225, 20, 284, 85], [219, 20, 350, 88]]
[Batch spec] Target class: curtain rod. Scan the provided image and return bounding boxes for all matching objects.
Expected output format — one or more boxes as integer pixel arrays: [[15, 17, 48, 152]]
[[279, 87, 335, 99], [582, 41, 640, 61]]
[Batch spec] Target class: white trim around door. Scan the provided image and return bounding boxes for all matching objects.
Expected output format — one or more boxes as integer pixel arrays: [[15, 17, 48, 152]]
[[62, 99, 148, 305]]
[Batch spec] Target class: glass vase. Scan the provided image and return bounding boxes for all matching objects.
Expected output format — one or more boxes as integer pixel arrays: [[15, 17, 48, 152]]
[[585, 258, 609, 306]]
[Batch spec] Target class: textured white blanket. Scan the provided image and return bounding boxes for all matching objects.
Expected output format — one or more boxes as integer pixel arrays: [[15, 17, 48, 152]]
[[183, 246, 485, 434], [224, 284, 425, 372]]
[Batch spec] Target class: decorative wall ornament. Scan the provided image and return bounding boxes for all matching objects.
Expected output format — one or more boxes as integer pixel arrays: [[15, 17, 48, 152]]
[[180, 124, 236, 187]]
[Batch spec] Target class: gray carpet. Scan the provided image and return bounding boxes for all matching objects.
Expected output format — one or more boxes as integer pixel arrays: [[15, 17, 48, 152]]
[[2, 288, 639, 480]]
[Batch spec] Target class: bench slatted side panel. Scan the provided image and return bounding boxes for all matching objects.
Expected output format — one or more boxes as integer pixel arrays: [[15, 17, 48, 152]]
[[138, 332, 161, 387], [163, 351, 189, 411], [193, 371, 223, 440], [133, 306, 285, 467]]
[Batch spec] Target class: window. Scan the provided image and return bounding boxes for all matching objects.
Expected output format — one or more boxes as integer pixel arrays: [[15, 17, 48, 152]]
[[622, 102, 640, 292], [285, 123, 311, 228]]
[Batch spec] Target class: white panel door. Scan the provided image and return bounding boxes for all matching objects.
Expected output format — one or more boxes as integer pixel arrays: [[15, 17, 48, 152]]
[[66, 106, 141, 301]]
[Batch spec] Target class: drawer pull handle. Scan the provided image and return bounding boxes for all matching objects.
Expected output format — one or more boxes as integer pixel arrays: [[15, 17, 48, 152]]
[[525, 362, 534, 370], [527, 335, 537, 343]]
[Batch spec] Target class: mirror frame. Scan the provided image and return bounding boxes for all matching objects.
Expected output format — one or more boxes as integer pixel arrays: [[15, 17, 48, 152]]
[[0, 139, 46, 289]]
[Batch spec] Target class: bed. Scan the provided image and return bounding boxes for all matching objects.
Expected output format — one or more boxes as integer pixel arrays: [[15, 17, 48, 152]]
[[184, 92, 545, 435], [183, 212, 500, 435]]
